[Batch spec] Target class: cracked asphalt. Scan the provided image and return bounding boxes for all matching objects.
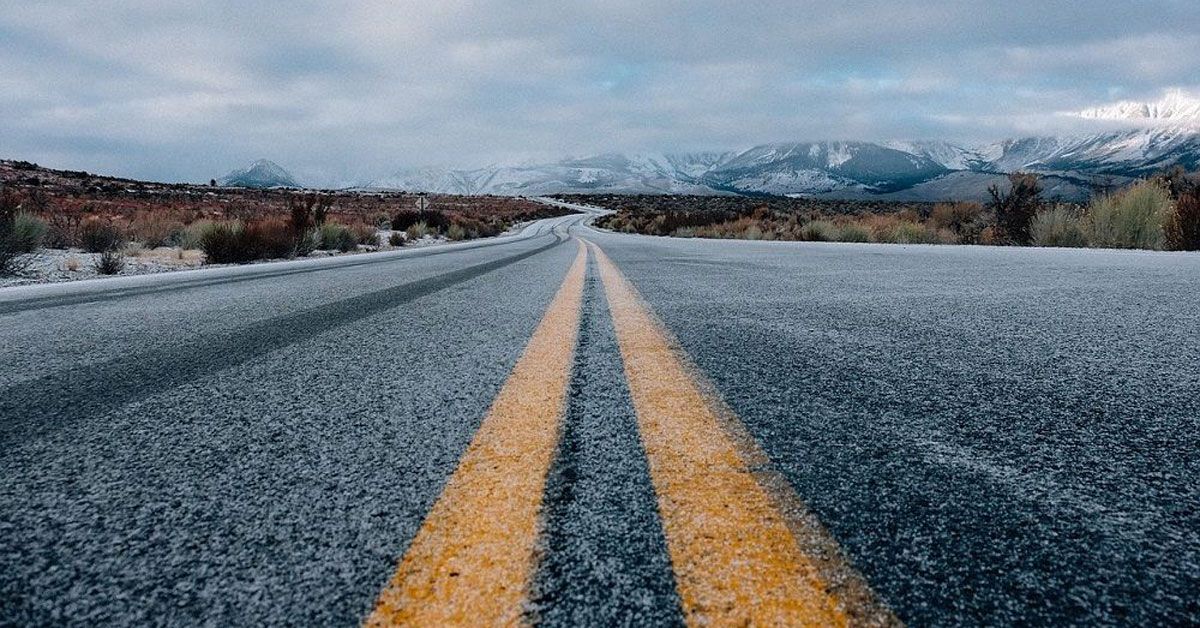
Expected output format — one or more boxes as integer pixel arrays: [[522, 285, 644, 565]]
[[2, 211, 1199, 625]]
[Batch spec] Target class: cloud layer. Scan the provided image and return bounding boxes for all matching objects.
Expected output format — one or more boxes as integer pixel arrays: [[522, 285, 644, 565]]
[[2, 1, 1199, 182]]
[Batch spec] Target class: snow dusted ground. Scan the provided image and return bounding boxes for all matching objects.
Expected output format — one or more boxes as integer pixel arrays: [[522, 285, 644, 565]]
[[0, 225, 538, 289], [0, 248, 206, 288]]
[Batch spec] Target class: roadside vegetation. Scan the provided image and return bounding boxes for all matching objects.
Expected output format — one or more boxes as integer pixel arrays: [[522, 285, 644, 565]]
[[584, 167, 1200, 251], [0, 160, 571, 280]]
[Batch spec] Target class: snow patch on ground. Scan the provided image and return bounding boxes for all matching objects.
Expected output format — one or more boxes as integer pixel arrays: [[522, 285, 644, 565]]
[[0, 235, 451, 288]]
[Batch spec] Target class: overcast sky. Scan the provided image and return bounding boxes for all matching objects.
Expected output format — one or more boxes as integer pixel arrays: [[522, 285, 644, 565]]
[[2, 1, 1199, 182]]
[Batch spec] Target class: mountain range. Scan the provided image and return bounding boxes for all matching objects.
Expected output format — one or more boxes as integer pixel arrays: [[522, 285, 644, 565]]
[[221, 92, 1200, 201]]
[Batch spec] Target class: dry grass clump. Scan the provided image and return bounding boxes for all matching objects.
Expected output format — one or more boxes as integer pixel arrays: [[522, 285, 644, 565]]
[[129, 211, 184, 247], [12, 212, 48, 252], [1030, 205, 1088, 248], [199, 219, 302, 263], [348, 222, 378, 246], [93, 249, 125, 275], [800, 220, 839, 242], [405, 221, 432, 240], [125, 246, 204, 266], [197, 221, 248, 263], [318, 222, 358, 252], [1085, 180, 1173, 250], [178, 220, 214, 250], [836, 222, 871, 242], [1, 188, 33, 274], [79, 219, 126, 252]]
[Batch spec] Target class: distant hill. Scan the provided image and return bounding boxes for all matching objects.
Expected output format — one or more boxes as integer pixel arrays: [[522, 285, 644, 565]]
[[219, 159, 299, 188]]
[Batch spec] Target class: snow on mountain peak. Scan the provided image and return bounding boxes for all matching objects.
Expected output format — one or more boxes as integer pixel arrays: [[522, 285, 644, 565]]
[[1077, 89, 1200, 125], [219, 159, 299, 188]]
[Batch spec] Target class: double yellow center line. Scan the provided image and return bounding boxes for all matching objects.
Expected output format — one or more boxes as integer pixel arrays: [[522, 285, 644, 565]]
[[367, 238, 894, 626]]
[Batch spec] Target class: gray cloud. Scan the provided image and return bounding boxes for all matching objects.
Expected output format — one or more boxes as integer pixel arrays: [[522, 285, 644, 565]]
[[2, 0, 1198, 182]]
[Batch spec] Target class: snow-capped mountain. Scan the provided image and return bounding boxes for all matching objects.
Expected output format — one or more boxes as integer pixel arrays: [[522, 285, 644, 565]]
[[349, 129, 1198, 200], [219, 159, 299, 188], [701, 142, 950, 195], [224, 92, 1200, 200], [977, 128, 1200, 177], [366, 153, 737, 196], [1076, 89, 1200, 125], [885, 140, 988, 171]]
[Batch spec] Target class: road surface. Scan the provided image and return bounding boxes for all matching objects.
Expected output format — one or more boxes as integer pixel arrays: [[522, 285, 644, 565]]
[[2, 210, 1198, 625]]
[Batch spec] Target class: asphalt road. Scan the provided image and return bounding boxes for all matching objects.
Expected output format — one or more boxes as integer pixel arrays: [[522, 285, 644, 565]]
[[2, 209, 1198, 625]]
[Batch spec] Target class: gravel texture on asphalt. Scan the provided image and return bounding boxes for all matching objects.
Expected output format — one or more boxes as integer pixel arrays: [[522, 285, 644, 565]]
[[528, 256, 684, 627], [586, 229, 1200, 626], [0, 220, 578, 625], [4, 212, 1198, 625]]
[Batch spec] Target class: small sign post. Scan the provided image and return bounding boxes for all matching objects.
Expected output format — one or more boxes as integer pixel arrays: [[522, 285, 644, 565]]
[[416, 193, 429, 212]]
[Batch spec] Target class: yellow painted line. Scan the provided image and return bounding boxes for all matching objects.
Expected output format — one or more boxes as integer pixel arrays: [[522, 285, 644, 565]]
[[588, 239, 887, 627], [366, 241, 587, 627]]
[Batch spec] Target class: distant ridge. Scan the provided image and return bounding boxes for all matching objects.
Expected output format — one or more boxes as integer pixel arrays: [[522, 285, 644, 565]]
[[356, 127, 1199, 201], [216, 92, 1200, 201]]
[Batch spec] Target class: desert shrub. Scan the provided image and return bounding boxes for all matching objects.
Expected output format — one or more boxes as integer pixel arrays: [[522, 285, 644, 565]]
[[93, 249, 125, 275], [930, 202, 988, 243], [978, 225, 1002, 246], [800, 220, 838, 241], [837, 223, 871, 242], [80, 219, 126, 252], [389, 231, 406, 247], [349, 222, 378, 246], [1, 188, 31, 275], [446, 223, 468, 241], [448, 216, 496, 239], [313, 195, 331, 225], [178, 220, 214, 250], [930, 202, 972, 230], [393, 208, 450, 233], [319, 223, 357, 252], [406, 221, 432, 240], [1155, 165, 1196, 200], [875, 220, 946, 244], [422, 210, 450, 233], [1030, 205, 1088, 247], [987, 173, 1043, 245], [244, 219, 296, 259], [889, 221, 929, 244], [12, 213, 47, 253], [295, 229, 320, 256], [1086, 180, 1172, 250], [672, 226, 696, 238], [45, 213, 82, 248], [199, 221, 249, 263], [288, 195, 312, 235], [391, 209, 420, 231], [1165, 190, 1200, 251], [129, 212, 184, 247]]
